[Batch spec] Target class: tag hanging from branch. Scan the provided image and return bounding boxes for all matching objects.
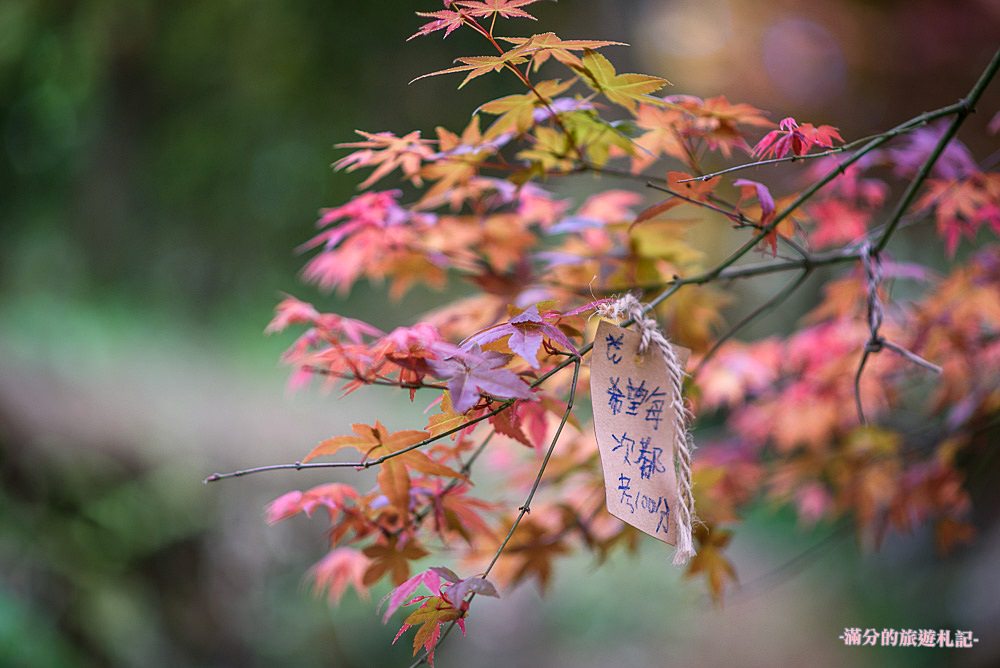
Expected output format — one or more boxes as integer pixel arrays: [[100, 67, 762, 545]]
[[592, 294, 697, 565]]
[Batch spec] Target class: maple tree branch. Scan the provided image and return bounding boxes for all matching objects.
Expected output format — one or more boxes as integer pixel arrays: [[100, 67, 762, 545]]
[[206, 346, 586, 483], [853, 241, 943, 425], [846, 49, 1000, 425], [486, 358, 581, 572], [676, 102, 972, 184], [660, 50, 999, 289], [410, 357, 583, 668], [692, 268, 813, 378], [304, 366, 448, 391], [875, 47, 1000, 252], [645, 182, 747, 223], [551, 246, 861, 296], [209, 242, 867, 483], [203, 398, 514, 482]]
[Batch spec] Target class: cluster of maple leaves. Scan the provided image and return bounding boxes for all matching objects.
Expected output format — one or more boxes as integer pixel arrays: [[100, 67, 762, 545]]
[[252, 1, 1000, 663]]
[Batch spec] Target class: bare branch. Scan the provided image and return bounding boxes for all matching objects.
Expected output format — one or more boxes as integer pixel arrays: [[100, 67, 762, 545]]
[[692, 268, 813, 378], [875, 49, 1000, 252]]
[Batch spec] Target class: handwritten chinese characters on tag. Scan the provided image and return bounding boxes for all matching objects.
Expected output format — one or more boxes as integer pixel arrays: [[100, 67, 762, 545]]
[[591, 320, 690, 545]]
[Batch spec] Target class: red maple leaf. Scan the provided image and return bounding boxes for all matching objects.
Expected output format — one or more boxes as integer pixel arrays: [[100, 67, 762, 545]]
[[454, 0, 540, 20], [753, 117, 842, 159]]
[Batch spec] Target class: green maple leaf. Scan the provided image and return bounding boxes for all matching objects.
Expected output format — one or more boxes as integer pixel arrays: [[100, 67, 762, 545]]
[[574, 50, 670, 113], [478, 78, 574, 137]]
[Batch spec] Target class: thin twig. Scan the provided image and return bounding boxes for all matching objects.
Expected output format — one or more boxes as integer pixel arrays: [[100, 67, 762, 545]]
[[675, 97, 978, 184], [410, 358, 582, 667], [692, 268, 813, 377], [204, 399, 512, 482], [305, 367, 448, 391]]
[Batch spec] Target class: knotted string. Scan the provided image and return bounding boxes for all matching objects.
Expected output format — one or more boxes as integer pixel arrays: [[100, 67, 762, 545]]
[[597, 294, 697, 565]]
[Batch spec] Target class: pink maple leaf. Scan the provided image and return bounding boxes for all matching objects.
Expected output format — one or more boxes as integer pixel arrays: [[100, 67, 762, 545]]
[[265, 483, 359, 524], [464, 304, 578, 368], [380, 568, 445, 622], [454, 0, 540, 20], [427, 343, 534, 412], [310, 548, 371, 603], [732, 178, 776, 226], [753, 117, 842, 159]]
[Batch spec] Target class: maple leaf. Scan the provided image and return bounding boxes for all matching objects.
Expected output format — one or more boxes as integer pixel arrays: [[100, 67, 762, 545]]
[[560, 110, 636, 167], [732, 178, 779, 254], [427, 343, 534, 412], [500, 33, 627, 70], [490, 407, 533, 447], [917, 173, 1000, 256], [454, 0, 539, 20], [464, 304, 578, 368], [266, 296, 385, 346], [478, 79, 574, 137], [425, 391, 484, 438], [411, 52, 530, 88], [517, 125, 577, 171], [808, 198, 869, 249], [686, 524, 737, 604], [303, 421, 429, 464], [390, 569, 498, 663], [264, 296, 320, 334], [417, 118, 502, 205], [409, 9, 468, 41], [380, 567, 444, 622], [753, 116, 842, 159], [429, 482, 498, 543], [266, 483, 359, 524], [631, 95, 772, 171], [573, 50, 670, 114], [368, 323, 444, 395], [394, 595, 465, 664], [301, 190, 410, 252], [887, 124, 977, 181], [334, 131, 434, 189], [495, 516, 569, 590], [732, 179, 775, 226], [363, 538, 430, 586], [310, 548, 371, 603], [303, 422, 464, 513], [442, 573, 499, 605]]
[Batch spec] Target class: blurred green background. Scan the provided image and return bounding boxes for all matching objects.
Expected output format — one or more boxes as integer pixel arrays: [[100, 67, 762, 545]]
[[1, 1, 998, 666]]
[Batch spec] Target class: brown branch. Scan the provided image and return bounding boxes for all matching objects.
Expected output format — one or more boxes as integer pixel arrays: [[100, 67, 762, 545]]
[[409, 357, 582, 667]]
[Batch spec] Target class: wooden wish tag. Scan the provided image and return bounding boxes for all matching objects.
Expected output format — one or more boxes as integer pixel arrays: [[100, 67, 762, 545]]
[[590, 319, 691, 545]]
